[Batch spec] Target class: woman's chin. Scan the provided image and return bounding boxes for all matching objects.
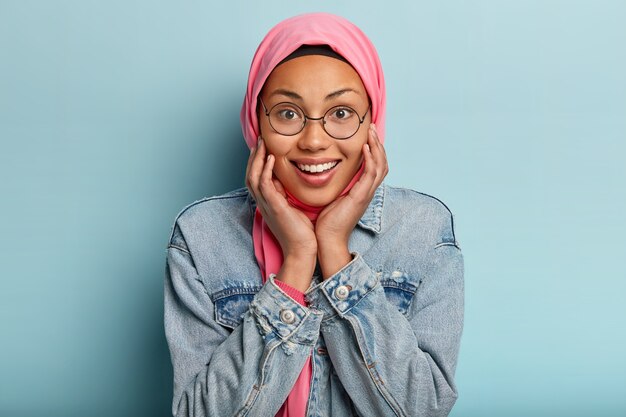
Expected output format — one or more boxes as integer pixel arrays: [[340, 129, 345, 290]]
[[288, 188, 340, 208]]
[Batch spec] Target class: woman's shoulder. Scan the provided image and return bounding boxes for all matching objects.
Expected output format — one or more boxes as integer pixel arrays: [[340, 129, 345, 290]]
[[382, 184, 460, 248], [383, 184, 456, 219], [167, 187, 253, 247], [172, 187, 251, 221]]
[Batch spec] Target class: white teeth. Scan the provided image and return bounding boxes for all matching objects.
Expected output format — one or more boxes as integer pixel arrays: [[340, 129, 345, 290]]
[[297, 161, 338, 173]]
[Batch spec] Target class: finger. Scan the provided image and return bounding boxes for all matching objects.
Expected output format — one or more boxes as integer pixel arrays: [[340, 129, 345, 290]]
[[364, 128, 380, 177], [245, 138, 260, 186], [367, 125, 384, 165], [247, 138, 266, 196], [347, 142, 376, 203], [245, 137, 260, 189], [258, 154, 274, 194], [362, 142, 378, 189], [258, 154, 285, 211], [246, 137, 260, 166], [367, 125, 388, 183], [248, 151, 272, 218], [251, 154, 275, 218], [362, 129, 387, 195]]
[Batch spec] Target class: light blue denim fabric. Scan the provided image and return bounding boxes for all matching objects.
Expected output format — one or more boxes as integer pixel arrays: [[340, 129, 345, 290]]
[[163, 183, 464, 417]]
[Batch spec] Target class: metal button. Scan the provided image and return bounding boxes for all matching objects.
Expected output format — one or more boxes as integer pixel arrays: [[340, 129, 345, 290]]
[[280, 309, 296, 324], [335, 285, 350, 300]]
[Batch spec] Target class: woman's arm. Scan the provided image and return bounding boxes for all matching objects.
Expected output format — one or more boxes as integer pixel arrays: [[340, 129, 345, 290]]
[[164, 224, 322, 417], [305, 211, 464, 417]]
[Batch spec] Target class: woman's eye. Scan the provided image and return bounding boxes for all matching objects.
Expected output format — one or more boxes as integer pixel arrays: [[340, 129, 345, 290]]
[[277, 109, 300, 120], [330, 107, 354, 120]]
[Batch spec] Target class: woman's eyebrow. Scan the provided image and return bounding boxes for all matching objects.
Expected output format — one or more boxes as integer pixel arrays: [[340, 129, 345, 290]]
[[324, 88, 360, 101], [270, 89, 303, 100], [269, 88, 360, 101]]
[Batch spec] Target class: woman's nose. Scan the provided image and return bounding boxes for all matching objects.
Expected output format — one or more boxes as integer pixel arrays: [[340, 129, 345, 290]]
[[297, 119, 333, 151]]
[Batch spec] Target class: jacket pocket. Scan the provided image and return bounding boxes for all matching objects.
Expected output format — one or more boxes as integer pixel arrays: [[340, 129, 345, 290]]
[[378, 270, 420, 316], [212, 287, 261, 329]]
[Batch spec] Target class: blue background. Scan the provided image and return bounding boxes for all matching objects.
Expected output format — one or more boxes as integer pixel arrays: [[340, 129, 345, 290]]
[[1, 1, 625, 416]]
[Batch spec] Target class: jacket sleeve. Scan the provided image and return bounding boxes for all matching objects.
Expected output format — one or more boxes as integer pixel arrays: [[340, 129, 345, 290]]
[[304, 211, 464, 417], [164, 222, 323, 417]]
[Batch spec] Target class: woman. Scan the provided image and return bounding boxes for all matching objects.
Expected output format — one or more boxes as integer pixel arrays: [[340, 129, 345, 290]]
[[164, 12, 464, 417]]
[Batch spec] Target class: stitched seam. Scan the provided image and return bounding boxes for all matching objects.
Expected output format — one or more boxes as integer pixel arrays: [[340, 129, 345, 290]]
[[166, 244, 190, 255], [379, 279, 417, 294], [346, 315, 404, 417], [212, 286, 263, 301], [434, 241, 458, 249], [237, 341, 280, 416]]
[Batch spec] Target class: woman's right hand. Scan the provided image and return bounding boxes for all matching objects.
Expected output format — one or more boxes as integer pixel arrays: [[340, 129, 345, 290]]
[[246, 137, 317, 291]]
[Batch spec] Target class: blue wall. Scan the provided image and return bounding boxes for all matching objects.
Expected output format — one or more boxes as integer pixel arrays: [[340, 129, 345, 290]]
[[1, 1, 624, 416]]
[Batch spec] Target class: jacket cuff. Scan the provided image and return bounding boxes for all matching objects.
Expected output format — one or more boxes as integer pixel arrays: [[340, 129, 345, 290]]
[[250, 275, 322, 346], [304, 252, 379, 318]]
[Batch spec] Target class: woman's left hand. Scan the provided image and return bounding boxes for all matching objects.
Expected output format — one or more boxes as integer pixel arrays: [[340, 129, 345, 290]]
[[315, 123, 388, 278]]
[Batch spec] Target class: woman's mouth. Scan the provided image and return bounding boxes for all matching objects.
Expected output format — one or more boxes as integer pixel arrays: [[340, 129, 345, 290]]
[[291, 160, 341, 187], [296, 161, 339, 173]]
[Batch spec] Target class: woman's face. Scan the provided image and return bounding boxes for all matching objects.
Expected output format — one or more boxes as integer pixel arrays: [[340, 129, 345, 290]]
[[258, 54, 371, 207]]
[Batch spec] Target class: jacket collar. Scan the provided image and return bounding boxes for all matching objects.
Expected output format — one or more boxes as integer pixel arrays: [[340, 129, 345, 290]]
[[247, 182, 385, 234], [357, 182, 384, 234]]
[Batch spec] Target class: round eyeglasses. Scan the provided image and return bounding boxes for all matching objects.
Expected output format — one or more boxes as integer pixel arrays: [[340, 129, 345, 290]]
[[260, 98, 370, 140]]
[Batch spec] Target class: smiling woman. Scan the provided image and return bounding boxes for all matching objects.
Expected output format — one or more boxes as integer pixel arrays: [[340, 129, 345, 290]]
[[164, 12, 464, 417]]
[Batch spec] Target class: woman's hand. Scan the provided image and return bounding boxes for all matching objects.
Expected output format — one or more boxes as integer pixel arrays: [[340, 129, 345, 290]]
[[246, 137, 317, 291], [315, 124, 389, 278]]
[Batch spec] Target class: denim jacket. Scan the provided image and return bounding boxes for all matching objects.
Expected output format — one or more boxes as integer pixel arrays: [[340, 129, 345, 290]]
[[164, 183, 464, 417]]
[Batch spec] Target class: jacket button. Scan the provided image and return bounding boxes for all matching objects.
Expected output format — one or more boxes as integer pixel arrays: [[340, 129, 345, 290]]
[[280, 309, 296, 324], [335, 285, 349, 300]]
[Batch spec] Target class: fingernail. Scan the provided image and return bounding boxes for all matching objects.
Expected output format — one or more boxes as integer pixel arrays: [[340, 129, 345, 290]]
[[365, 144, 371, 152], [257, 137, 262, 148]]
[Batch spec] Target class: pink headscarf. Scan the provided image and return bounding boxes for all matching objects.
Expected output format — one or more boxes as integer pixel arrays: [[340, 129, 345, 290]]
[[241, 12, 386, 149], [239, 12, 386, 416]]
